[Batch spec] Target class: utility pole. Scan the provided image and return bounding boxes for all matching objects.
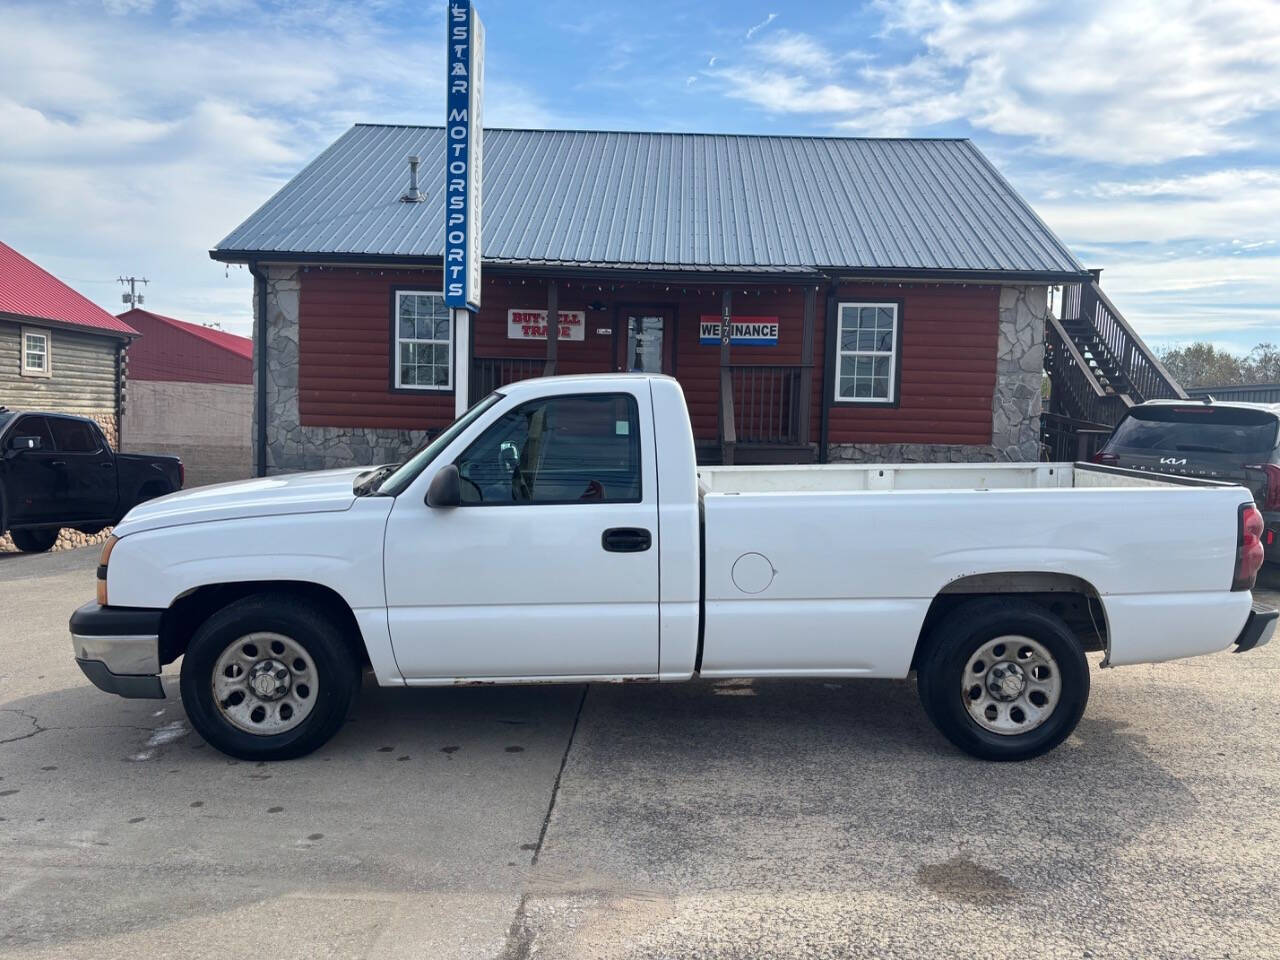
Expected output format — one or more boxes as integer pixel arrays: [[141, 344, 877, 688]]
[[117, 276, 148, 308]]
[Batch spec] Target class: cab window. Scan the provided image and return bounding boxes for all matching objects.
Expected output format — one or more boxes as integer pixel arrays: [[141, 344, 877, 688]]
[[454, 393, 642, 505], [48, 417, 101, 454], [11, 415, 54, 450]]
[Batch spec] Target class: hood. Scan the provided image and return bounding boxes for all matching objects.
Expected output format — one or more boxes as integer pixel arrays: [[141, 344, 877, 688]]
[[113, 467, 369, 537]]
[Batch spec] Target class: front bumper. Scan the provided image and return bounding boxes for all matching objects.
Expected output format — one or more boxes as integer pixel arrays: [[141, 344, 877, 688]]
[[70, 601, 165, 699], [1234, 602, 1278, 654]]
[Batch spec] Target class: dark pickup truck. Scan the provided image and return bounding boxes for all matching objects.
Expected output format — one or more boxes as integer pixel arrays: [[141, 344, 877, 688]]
[[1094, 399, 1280, 563], [0, 408, 183, 552]]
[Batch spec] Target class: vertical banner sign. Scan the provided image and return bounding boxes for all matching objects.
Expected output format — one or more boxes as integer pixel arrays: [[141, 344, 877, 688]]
[[445, 1, 484, 311]]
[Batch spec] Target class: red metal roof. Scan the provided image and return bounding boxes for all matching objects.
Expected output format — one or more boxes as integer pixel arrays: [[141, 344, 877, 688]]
[[0, 241, 138, 337], [119, 308, 252, 384]]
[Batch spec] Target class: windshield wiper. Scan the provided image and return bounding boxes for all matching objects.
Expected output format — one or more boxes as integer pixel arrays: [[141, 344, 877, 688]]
[[354, 463, 400, 496]]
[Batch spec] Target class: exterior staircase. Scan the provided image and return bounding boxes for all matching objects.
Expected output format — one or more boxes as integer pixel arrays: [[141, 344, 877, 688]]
[[1042, 271, 1187, 460]]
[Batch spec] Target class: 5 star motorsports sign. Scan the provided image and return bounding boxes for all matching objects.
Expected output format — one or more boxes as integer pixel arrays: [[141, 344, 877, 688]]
[[444, 0, 484, 311]]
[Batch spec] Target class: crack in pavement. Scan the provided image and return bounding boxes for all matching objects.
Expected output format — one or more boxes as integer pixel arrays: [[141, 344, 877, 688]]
[[497, 687, 589, 960], [0, 708, 157, 745], [0, 708, 44, 744]]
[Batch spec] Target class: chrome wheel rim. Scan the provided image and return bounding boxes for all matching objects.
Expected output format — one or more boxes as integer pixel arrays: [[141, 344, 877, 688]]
[[962, 635, 1061, 735], [212, 632, 318, 735]]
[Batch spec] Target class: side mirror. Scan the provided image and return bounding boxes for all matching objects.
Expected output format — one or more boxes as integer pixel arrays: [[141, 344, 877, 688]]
[[425, 463, 461, 508], [8, 435, 42, 452]]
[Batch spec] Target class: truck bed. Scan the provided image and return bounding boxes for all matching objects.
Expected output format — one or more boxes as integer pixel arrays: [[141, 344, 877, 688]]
[[697, 461, 1227, 494], [696, 459, 1251, 677]]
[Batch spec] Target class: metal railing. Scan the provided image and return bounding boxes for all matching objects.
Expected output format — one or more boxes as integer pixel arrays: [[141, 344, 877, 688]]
[[1040, 412, 1112, 462], [470, 357, 545, 404], [1045, 315, 1131, 426], [1062, 280, 1187, 403], [729, 364, 804, 444]]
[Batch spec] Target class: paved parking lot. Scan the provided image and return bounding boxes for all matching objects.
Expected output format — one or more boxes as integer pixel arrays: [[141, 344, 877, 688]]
[[2, 548, 1278, 959]]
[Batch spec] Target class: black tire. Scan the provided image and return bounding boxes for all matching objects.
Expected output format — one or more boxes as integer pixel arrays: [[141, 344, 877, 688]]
[[179, 593, 360, 761], [10, 528, 59, 553], [916, 598, 1089, 761]]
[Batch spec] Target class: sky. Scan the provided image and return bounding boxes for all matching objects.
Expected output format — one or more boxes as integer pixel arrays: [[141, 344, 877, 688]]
[[1, 0, 1277, 353]]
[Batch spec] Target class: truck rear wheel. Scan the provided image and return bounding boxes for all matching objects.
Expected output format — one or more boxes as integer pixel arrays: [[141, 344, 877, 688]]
[[10, 528, 59, 552], [179, 594, 360, 761], [917, 598, 1089, 761]]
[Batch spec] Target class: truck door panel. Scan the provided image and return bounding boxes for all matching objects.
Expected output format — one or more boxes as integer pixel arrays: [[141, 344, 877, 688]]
[[383, 390, 661, 679], [47, 417, 116, 522], [4, 415, 58, 524]]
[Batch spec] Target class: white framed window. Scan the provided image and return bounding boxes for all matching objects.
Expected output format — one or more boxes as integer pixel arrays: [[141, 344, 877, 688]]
[[21, 327, 51, 378], [835, 302, 898, 403], [394, 290, 452, 390]]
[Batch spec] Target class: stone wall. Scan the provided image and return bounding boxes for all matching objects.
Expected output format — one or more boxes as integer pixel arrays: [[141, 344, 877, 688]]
[[255, 266, 427, 474], [828, 284, 1046, 464]]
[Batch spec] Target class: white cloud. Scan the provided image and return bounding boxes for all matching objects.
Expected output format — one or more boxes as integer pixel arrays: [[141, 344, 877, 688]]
[[745, 12, 777, 40], [102, 0, 154, 13], [717, 0, 1280, 165], [0, 0, 552, 335]]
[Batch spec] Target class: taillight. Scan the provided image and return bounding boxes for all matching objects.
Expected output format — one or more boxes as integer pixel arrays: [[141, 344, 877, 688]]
[[178, 461, 185, 489], [1233, 503, 1265, 591], [1250, 462, 1280, 511], [1092, 451, 1118, 465]]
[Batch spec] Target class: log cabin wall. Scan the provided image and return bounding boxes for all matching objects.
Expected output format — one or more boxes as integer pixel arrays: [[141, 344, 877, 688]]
[[0, 318, 122, 446], [276, 266, 1040, 472]]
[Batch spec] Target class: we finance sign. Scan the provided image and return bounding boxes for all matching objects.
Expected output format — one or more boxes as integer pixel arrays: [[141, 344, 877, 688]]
[[699, 316, 780, 347]]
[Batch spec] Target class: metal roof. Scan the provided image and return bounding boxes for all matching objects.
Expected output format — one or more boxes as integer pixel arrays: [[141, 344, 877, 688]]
[[214, 125, 1085, 278], [119, 308, 253, 361], [0, 241, 139, 337]]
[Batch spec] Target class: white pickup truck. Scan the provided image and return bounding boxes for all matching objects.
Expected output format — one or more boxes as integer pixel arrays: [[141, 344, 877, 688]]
[[71, 374, 1275, 762]]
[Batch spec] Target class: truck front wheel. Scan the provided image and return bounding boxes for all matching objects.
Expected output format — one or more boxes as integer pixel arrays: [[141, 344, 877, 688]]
[[179, 594, 360, 760], [917, 599, 1089, 761]]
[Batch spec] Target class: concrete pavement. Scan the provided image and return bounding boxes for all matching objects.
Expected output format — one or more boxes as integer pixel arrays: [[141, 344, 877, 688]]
[[2, 548, 1278, 958]]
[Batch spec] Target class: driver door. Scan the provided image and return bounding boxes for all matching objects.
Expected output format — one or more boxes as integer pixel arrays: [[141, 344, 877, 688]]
[[4, 415, 58, 525], [382, 389, 660, 680]]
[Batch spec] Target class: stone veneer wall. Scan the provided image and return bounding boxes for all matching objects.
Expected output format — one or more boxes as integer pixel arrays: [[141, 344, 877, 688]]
[[828, 285, 1046, 464], [256, 266, 428, 475]]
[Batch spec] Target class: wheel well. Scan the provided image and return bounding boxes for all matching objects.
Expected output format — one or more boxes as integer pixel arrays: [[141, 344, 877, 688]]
[[159, 581, 369, 668], [911, 572, 1108, 671]]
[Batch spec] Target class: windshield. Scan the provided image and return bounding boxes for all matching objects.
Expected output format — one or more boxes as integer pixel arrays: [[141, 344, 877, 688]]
[[0, 411, 12, 433], [1106, 405, 1280, 456], [376, 393, 503, 496]]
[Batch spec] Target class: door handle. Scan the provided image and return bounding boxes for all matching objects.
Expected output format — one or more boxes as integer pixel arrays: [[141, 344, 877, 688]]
[[601, 527, 652, 553], [50, 460, 67, 468]]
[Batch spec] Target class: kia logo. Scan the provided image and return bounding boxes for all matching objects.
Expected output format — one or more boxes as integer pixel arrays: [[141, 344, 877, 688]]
[[1160, 457, 1188, 466]]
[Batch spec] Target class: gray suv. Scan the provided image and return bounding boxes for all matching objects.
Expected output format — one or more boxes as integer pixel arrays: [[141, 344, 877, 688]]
[[1094, 399, 1279, 564]]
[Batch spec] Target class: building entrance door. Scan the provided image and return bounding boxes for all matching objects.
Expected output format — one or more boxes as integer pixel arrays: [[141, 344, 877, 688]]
[[620, 311, 673, 374]]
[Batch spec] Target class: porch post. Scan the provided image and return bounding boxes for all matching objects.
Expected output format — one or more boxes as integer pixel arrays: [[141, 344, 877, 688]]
[[718, 287, 735, 465], [796, 285, 816, 447], [543, 279, 559, 376]]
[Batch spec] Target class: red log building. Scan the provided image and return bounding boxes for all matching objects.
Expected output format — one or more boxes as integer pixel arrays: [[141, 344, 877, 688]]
[[212, 127, 1086, 473]]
